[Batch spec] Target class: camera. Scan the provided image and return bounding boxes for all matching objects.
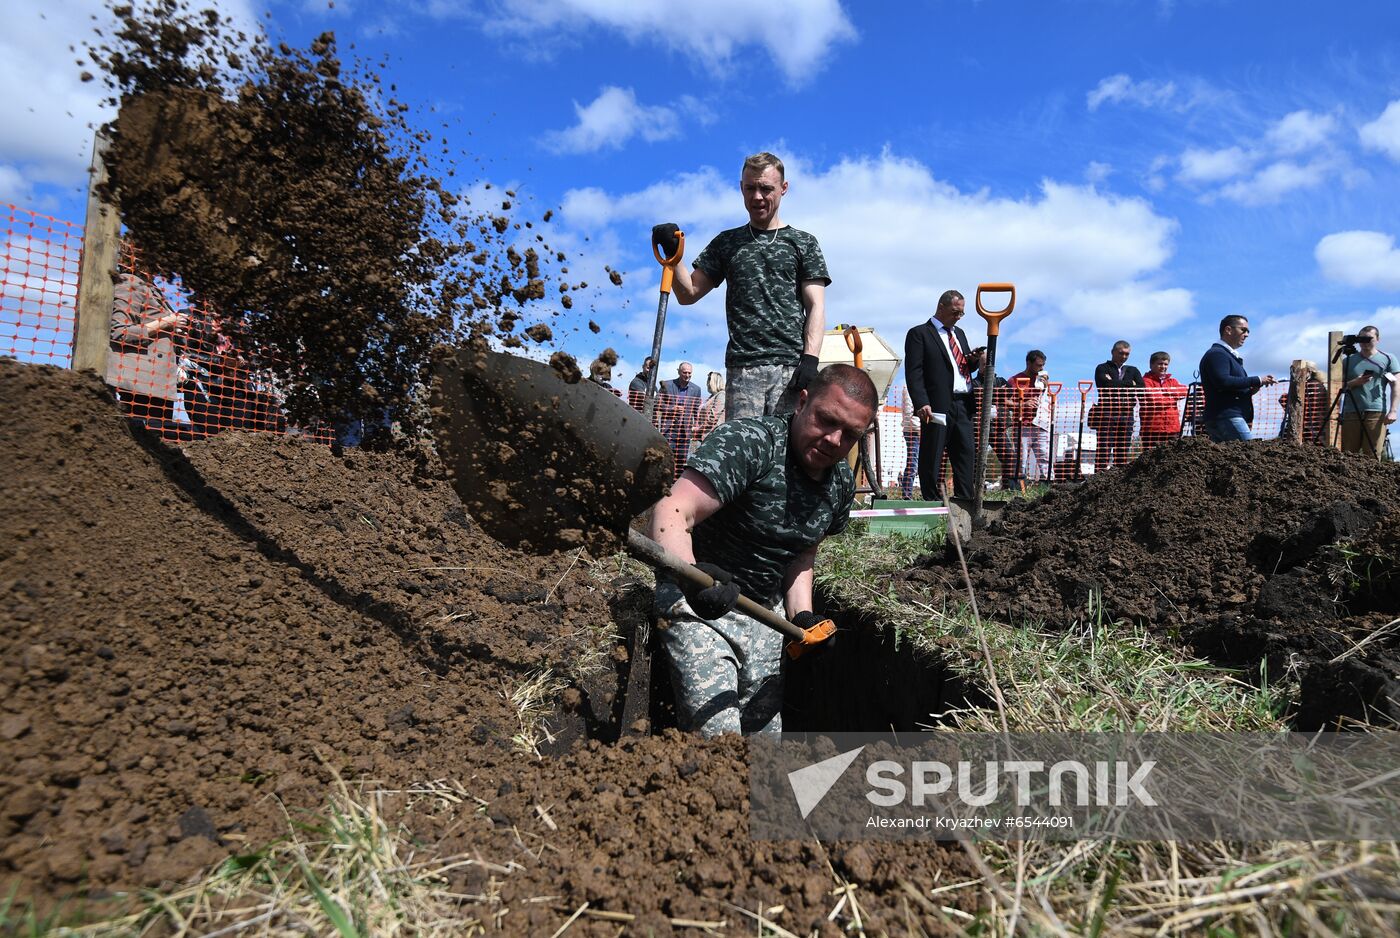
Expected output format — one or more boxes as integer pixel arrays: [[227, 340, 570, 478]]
[[1333, 334, 1362, 360]]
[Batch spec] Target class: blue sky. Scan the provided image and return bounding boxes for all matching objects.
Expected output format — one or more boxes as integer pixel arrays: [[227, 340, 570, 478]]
[[6, 0, 1400, 394]]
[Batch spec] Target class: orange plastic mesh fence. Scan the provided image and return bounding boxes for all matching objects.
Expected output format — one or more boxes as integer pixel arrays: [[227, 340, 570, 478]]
[[624, 388, 708, 481], [875, 381, 1313, 497], [0, 202, 330, 444], [107, 246, 333, 443], [1, 204, 82, 367]]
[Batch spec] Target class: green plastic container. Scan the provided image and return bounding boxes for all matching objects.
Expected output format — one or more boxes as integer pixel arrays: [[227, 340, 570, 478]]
[[859, 499, 947, 536]]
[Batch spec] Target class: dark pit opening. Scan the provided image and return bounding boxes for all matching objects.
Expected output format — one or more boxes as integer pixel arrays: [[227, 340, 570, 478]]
[[626, 587, 989, 736], [781, 596, 990, 732]]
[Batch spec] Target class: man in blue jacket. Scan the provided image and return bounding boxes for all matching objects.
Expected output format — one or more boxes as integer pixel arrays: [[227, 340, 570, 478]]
[[1199, 315, 1276, 442]]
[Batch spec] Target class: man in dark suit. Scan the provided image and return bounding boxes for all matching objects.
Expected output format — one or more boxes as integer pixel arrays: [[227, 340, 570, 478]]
[[1092, 340, 1145, 470], [1200, 315, 1276, 441], [904, 290, 985, 500]]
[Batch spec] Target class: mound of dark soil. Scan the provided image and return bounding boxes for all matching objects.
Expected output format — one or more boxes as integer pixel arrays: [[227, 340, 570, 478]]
[[1, 360, 973, 933], [904, 437, 1400, 727]]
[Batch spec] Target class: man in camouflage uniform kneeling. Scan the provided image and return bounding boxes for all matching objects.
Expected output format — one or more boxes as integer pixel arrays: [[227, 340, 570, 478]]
[[648, 363, 878, 737]]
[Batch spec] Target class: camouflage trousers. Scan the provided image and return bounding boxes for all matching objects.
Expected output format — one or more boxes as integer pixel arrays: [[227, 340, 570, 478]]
[[655, 580, 785, 738], [725, 363, 801, 420]]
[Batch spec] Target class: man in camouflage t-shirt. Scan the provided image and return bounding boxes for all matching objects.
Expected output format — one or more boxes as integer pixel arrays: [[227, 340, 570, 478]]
[[647, 364, 877, 737], [655, 152, 830, 421]]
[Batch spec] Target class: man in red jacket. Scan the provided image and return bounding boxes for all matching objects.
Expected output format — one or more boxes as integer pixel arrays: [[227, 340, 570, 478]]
[[1140, 351, 1188, 451]]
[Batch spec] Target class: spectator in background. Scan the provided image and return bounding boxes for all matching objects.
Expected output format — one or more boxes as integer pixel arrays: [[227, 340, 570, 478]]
[[899, 386, 919, 499], [1093, 340, 1144, 470], [696, 371, 727, 441], [660, 362, 704, 473], [627, 356, 655, 410], [656, 152, 830, 420], [1340, 325, 1399, 458], [1010, 350, 1053, 481], [985, 376, 1019, 490], [107, 272, 189, 435], [1140, 351, 1188, 451], [1199, 314, 1276, 442], [588, 348, 617, 391], [905, 289, 986, 500]]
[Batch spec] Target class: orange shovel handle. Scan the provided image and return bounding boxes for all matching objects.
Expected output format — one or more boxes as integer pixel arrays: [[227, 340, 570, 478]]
[[785, 618, 838, 660], [843, 325, 864, 368], [652, 230, 685, 294], [975, 282, 1016, 337]]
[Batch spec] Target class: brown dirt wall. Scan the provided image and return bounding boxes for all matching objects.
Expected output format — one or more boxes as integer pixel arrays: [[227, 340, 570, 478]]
[[900, 436, 1400, 728], [0, 359, 974, 934]]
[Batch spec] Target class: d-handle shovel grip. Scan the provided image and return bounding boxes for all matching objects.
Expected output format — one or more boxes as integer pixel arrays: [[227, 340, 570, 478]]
[[652, 229, 686, 295], [976, 282, 1016, 337], [626, 529, 835, 658], [843, 324, 864, 370]]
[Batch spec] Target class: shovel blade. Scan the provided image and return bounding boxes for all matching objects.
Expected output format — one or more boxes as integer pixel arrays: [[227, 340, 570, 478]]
[[431, 344, 675, 554], [946, 496, 1007, 542]]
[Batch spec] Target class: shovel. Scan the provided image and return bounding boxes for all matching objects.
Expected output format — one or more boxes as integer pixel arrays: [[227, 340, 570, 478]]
[[967, 282, 1015, 531], [431, 344, 836, 659], [643, 227, 686, 421], [843, 326, 884, 498]]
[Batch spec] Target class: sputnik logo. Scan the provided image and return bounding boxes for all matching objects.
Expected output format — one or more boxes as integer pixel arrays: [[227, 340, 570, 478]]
[[787, 746, 865, 819]]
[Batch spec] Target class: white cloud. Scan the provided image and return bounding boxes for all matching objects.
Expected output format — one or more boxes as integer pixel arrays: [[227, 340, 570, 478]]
[[560, 151, 1192, 365], [1177, 146, 1253, 184], [1247, 306, 1400, 378], [1316, 230, 1400, 291], [1359, 100, 1400, 161], [540, 86, 680, 154], [1218, 158, 1334, 205], [1085, 161, 1113, 185], [482, 0, 856, 84], [1266, 109, 1338, 155], [0, 0, 260, 197], [0, 164, 28, 204], [1168, 106, 1356, 204], [1086, 74, 1177, 111], [1061, 285, 1194, 332]]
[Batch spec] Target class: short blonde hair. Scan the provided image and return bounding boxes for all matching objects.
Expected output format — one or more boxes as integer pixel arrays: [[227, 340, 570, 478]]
[[742, 152, 785, 180]]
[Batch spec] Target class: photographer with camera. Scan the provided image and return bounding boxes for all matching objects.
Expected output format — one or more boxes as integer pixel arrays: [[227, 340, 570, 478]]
[[1339, 325, 1399, 458]]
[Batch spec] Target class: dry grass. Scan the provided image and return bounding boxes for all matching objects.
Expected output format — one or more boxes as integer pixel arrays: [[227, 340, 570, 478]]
[[29, 771, 516, 937], [815, 526, 1400, 936], [503, 667, 569, 757]]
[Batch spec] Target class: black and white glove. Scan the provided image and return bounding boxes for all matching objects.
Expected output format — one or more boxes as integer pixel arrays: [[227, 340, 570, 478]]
[[794, 354, 820, 390], [681, 563, 741, 620]]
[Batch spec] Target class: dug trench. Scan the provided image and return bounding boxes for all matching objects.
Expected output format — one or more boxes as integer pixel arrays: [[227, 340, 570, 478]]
[[1, 359, 981, 933], [900, 436, 1400, 730]]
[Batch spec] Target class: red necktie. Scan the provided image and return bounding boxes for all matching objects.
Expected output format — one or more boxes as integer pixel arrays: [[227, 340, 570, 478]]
[[946, 327, 971, 378]]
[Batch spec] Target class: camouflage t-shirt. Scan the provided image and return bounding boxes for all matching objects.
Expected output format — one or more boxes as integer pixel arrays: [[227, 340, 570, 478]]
[[685, 415, 854, 605], [693, 225, 830, 368]]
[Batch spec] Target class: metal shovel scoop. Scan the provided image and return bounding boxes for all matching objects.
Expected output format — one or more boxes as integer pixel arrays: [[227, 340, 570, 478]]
[[431, 344, 835, 656]]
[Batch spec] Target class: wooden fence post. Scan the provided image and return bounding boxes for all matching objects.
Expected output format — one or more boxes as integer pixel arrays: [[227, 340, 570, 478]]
[[72, 130, 119, 375], [1324, 331, 1343, 449], [1285, 360, 1306, 444]]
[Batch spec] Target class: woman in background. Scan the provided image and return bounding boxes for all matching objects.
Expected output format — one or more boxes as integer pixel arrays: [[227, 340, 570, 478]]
[[1140, 351, 1188, 451]]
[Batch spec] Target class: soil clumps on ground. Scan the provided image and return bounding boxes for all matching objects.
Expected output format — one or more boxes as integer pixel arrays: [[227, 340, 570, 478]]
[[1, 360, 975, 932], [903, 437, 1400, 727]]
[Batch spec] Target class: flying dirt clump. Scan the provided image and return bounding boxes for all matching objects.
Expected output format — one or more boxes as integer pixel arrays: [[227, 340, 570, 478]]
[[84, 0, 571, 438], [548, 351, 582, 384]]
